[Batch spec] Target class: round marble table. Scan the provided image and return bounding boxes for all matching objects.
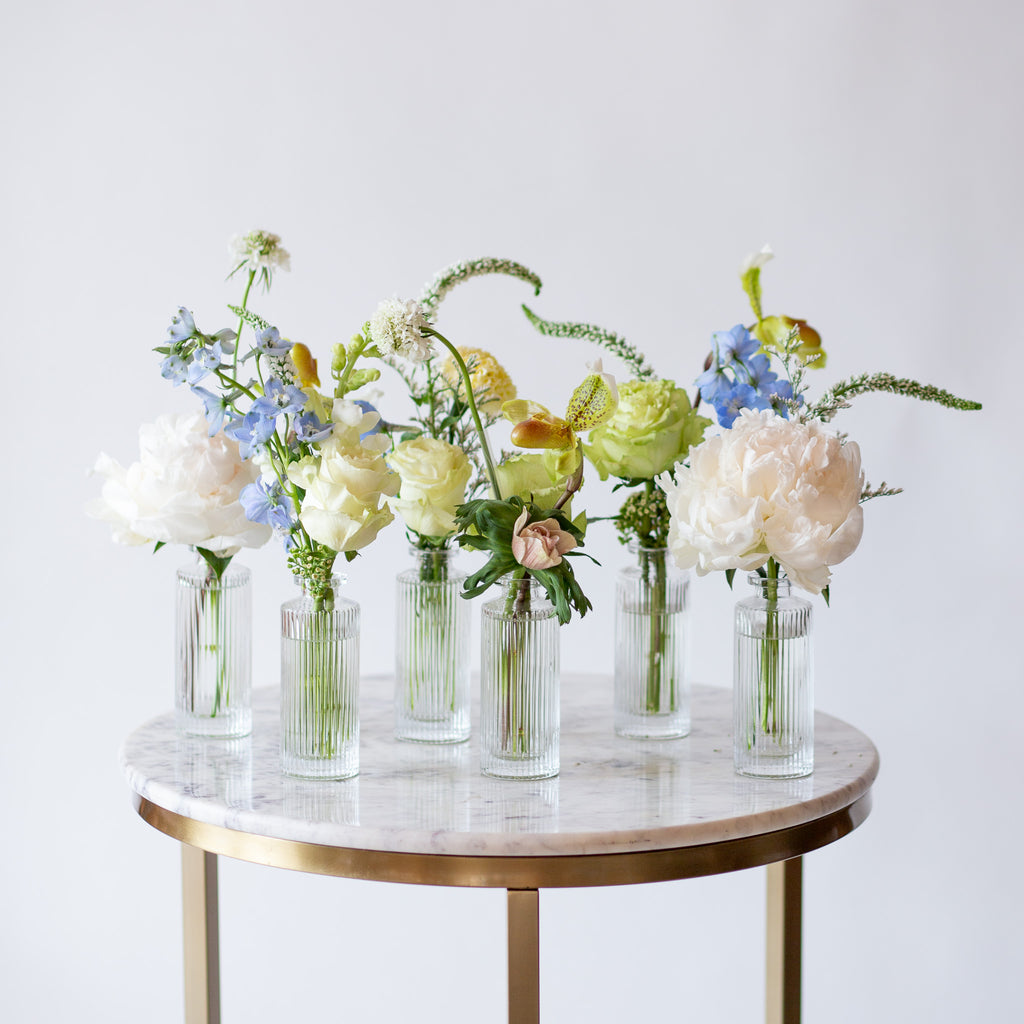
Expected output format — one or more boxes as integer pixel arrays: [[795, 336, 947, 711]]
[[121, 676, 878, 1024]]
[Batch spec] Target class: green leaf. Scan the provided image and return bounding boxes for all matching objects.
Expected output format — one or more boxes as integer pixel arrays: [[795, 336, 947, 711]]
[[821, 585, 831, 607], [194, 547, 233, 581], [725, 568, 736, 590], [740, 266, 763, 322], [152, 541, 166, 554]]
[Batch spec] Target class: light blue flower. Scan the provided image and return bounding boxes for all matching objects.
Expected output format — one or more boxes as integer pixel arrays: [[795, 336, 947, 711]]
[[160, 354, 189, 385], [253, 326, 292, 358], [239, 478, 295, 531], [191, 386, 233, 435], [225, 410, 278, 459], [711, 324, 759, 367], [295, 411, 333, 443], [695, 366, 734, 408], [713, 382, 761, 427], [167, 307, 196, 343], [252, 377, 307, 419]]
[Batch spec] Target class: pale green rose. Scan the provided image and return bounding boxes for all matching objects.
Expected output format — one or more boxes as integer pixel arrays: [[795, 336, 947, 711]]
[[386, 436, 472, 539], [494, 447, 581, 507], [583, 379, 710, 481]]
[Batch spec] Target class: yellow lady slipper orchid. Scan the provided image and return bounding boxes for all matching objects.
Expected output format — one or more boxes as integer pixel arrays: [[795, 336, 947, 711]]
[[502, 362, 618, 451]]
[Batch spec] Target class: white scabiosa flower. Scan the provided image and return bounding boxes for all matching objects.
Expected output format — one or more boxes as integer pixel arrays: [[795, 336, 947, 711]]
[[228, 230, 291, 274], [368, 298, 433, 362]]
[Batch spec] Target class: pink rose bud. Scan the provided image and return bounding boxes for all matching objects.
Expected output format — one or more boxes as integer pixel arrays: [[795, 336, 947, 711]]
[[510, 508, 577, 570]]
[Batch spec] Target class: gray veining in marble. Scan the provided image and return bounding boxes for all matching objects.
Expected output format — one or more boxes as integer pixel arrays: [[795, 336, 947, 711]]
[[120, 676, 878, 858]]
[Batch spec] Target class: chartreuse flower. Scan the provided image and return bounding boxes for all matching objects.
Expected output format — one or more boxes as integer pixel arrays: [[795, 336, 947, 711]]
[[502, 360, 618, 451], [584, 378, 710, 482]]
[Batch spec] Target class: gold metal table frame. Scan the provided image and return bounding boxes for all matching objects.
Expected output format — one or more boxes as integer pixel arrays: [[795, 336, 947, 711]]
[[134, 788, 871, 1024]]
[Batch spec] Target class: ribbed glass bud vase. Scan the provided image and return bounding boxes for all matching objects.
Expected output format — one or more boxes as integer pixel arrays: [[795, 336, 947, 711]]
[[480, 574, 560, 780], [614, 543, 690, 739], [394, 547, 470, 744], [175, 557, 252, 738], [281, 575, 360, 780], [734, 572, 813, 778]]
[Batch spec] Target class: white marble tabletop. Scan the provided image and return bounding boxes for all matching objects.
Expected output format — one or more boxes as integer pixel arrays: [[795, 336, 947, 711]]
[[120, 676, 878, 858]]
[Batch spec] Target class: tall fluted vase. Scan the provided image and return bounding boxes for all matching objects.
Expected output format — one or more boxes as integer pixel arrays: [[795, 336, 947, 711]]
[[281, 575, 360, 779], [480, 574, 559, 779], [734, 571, 813, 778], [175, 556, 252, 738], [614, 543, 690, 739], [395, 547, 470, 744]]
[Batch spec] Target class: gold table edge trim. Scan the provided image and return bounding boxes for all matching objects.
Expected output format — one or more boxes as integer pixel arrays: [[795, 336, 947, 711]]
[[134, 791, 872, 889]]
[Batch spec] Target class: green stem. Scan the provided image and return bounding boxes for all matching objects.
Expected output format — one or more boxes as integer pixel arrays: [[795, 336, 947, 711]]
[[422, 327, 502, 500], [232, 270, 255, 374], [761, 558, 780, 737]]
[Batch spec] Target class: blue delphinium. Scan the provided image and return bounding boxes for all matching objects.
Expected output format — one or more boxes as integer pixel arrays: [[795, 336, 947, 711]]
[[294, 411, 333, 444], [696, 323, 801, 427], [239, 478, 295, 532], [225, 409, 278, 459], [251, 377, 308, 419]]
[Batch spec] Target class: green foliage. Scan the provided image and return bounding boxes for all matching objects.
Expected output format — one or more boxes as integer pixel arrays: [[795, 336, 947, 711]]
[[521, 305, 656, 381], [227, 304, 271, 332], [806, 373, 983, 423], [418, 258, 543, 314], [615, 486, 671, 548], [454, 497, 594, 624]]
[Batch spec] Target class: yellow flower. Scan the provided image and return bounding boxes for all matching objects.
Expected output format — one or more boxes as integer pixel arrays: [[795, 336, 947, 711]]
[[440, 346, 516, 415], [290, 342, 320, 387], [502, 360, 618, 451]]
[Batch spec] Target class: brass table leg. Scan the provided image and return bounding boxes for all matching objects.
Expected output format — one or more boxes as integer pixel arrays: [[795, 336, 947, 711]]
[[182, 845, 221, 1024], [765, 856, 802, 1024], [507, 888, 540, 1024]]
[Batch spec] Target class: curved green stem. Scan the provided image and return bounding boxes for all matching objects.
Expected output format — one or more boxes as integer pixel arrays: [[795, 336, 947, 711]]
[[233, 270, 256, 374], [422, 327, 502, 500]]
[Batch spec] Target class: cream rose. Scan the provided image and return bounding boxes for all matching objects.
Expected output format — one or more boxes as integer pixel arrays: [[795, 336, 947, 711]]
[[584, 379, 710, 481], [88, 411, 271, 554], [511, 508, 577, 570], [386, 437, 472, 538], [658, 409, 864, 593], [287, 401, 400, 553]]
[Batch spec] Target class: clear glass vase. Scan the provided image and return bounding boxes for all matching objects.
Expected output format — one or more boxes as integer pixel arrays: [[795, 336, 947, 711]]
[[734, 572, 814, 778], [480, 574, 560, 780], [394, 547, 470, 744], [280, 575, 360, 780], [614, 544, 690, 739], [175, 556, 252, 738]]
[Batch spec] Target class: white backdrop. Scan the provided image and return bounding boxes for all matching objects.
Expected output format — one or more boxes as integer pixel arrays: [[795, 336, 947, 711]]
[[3, 1, 1021, 1020]]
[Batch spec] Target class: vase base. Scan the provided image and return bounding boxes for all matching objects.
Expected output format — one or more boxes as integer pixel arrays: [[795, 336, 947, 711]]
[[177, 710, 252, 739], [614, 711, 690, 740], [734, 760, 813, 780], [481, 761, 559, 781], [395, 730, 471, 745], [281, 753, 359, 780]]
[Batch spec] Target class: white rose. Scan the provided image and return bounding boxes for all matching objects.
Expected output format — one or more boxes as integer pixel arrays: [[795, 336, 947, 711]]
[[386, 437, 472, 538], [88, 411, 271, 555], [288, 415, 400, 553], [658, 409, 864, 593]]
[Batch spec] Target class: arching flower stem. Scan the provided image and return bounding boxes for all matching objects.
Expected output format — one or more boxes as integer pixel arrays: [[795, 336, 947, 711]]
[[422, 327, 502, 500]]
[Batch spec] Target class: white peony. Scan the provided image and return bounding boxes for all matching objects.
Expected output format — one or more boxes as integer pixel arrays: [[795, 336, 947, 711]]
[[88, 411, 271, 554], [658, 409, 864, 593], [387, 436, 472, 538], [287, 400, 399, 553]]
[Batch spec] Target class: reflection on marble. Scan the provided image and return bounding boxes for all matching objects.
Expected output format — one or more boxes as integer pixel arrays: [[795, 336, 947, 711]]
[[120, 677, 878, 858]]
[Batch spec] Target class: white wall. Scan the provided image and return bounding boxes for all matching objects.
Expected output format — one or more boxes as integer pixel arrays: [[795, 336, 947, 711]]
[[3, 1, 1020, 1020]]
